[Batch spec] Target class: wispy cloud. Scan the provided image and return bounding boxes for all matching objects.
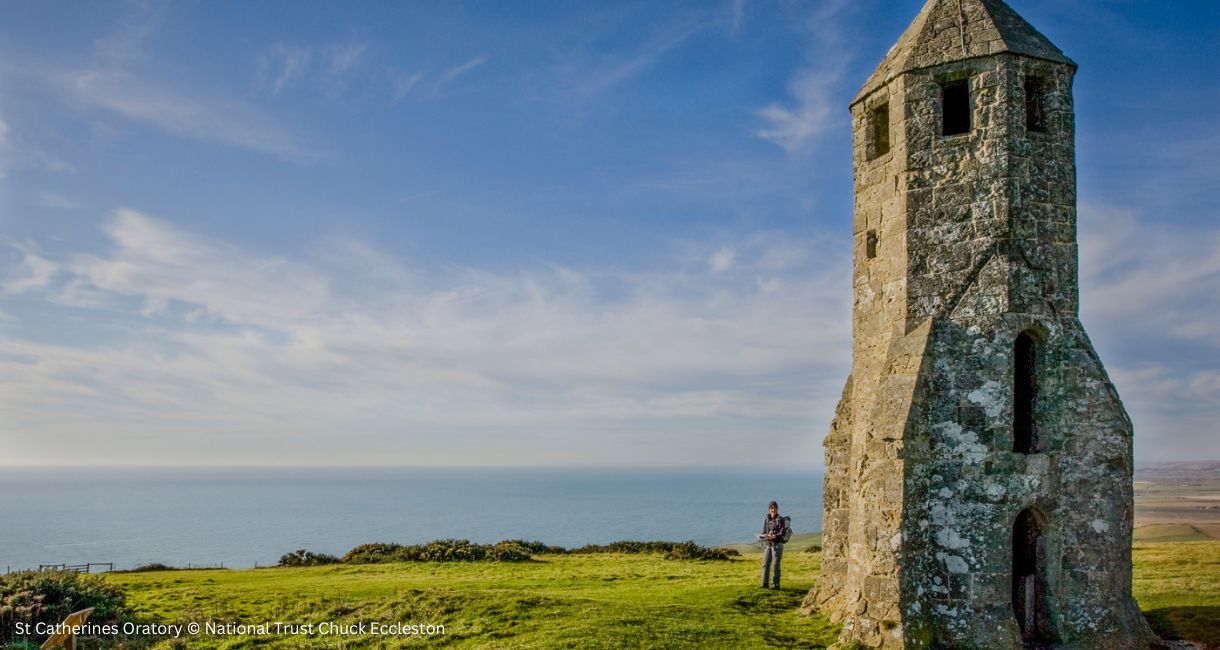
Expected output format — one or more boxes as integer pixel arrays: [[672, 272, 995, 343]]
[[255, 41, 370, 95], [33, 191, 85, 210], [1080, 203, 1220, 347], [11, 6, 324, 164], [1078, 202, 1220, 461], [0, 210, 850, 466], [56, 67, 322, 163], [558, 13, 716, 103], [256, 44, 313, 93], [0, 114, 75, 177], [390, 70, 423, 101], [729, 0, 747, 37], [709, 246, 736, 273], [92, 0, 164, 65], [0, 242, 58, 295], [427, 56, 488, 97], [755, 0, 854, 153]]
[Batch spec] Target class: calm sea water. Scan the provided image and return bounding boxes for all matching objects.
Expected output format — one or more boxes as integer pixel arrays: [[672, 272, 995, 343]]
[[0, 467, 822, 571]]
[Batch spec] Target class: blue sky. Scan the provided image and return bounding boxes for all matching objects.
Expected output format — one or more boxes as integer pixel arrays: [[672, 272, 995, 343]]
[[0, 0, 1217, 467]]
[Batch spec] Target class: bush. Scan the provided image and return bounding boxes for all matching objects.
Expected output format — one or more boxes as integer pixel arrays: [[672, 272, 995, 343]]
[[343, 539, 533, 564], [487, 542, 533, 562], [572, 540, 739, 560], [121, 563, 177, 573], [804, 544, 823, 554], [662, 541, 739, 561], [277, 550, 341, 567], [498, 539, 567, 555], [342, 543, 403, 564], [337, 538, 736, 564], [0, 570, 131, 646]]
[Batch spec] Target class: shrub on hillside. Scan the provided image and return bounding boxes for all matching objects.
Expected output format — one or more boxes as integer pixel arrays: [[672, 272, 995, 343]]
[[662, 541, 739, 561], [572, 540, 739, 560], [487, 542, 533, 562], [123, 563, 177, 573], [277, 549, 342, 567], [343, 539, 533, 563], [0, 570, 131, 646], [498, 539, 567, 555], [342, 543, 403, 564]]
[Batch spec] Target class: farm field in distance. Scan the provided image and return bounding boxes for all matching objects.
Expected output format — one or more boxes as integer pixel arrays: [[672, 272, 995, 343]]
[[1135, 462, 1220, 542]]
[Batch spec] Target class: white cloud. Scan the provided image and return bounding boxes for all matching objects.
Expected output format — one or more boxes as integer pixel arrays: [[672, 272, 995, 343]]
[[0, 209, 850, 466], [65, 209, 331, 326], [256, 41, 370, 95], [7, 6, 321, 164], [1077, 202, 1220, 461], [756, 67, 842, 153], [729, 0, 746, 37], [390, 71, 423, 100], [428, 56, 488, 97], [558, 14, 715, 103], [709, 246, 736, 273], [755, 0, 853, 153], [0, 114, 75, 176], [0, 244, 58, 294], [257, 44, 313, 93], [322, 42, 368, 76], [1080, 203, 1220, 347], [33, 191, 84, 210], [92, 1, 163, 65], [57, 68, 321, 164]]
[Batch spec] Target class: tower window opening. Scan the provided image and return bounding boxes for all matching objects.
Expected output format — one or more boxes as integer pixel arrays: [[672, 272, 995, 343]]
[[941, 79, 971, 136], [866, 230, 879, 259], [1025, 77, 1048, 132], [869, 104, 890, 159], [1013, 509, 1053, 643], [1014, 331, 1039, 454]]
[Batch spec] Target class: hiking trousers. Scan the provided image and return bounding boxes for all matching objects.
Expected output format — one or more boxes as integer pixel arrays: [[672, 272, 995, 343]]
[[761, 543, 783, 588]]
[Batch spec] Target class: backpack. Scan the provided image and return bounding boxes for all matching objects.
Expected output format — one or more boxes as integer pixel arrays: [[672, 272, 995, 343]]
[[780, 516, 793, 543]]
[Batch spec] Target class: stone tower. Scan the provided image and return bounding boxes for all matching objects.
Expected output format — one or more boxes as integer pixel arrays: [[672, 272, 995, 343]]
[[801, 1, 1154, 648]]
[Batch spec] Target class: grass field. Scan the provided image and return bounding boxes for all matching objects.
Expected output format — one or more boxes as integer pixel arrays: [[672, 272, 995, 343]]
[[91, 539, 1220, 649], [107, 548, 835, 649]]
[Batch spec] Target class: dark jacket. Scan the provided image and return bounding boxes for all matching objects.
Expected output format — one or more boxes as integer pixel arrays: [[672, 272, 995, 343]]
[[762, 514, 789, 545]]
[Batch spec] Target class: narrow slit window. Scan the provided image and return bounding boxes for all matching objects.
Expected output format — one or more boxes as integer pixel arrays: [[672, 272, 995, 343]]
[[1012, 509, 1053, 643], [866, 230, 879, 259], [870, 104, 890, 158], [941, 79, 971, 136], [1025, 77, 1048, 133], [1013, 332, 1038, 454]]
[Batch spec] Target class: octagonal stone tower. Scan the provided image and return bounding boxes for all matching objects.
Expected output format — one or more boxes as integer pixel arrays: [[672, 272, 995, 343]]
[[800, 1, 1155, 648]]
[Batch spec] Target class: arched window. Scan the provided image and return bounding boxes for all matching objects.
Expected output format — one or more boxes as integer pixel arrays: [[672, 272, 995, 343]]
[[1012, 508, 1053, 642], [1013, 332, 1038, 454]]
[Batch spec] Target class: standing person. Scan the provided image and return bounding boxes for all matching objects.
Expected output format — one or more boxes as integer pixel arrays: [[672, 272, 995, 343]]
[[759, 501, 788, 589]]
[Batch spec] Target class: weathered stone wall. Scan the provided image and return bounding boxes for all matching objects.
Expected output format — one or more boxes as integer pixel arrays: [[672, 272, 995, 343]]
[[806, 4, 1155, 645]]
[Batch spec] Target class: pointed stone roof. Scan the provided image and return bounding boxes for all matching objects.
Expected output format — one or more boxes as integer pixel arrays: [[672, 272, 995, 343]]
[[853, 0, 1073, 104]]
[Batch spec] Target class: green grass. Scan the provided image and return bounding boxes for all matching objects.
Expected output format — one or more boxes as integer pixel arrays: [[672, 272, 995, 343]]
[[106, 552, 838, 648], [93, 541, 1219, 649], [1133, 541, 1220, 647]]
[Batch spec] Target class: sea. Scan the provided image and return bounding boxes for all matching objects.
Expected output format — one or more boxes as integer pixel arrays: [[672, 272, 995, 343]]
[[0, 467, 823, 572]]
